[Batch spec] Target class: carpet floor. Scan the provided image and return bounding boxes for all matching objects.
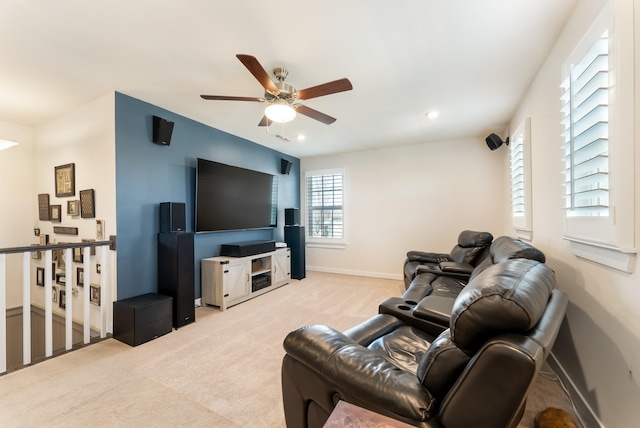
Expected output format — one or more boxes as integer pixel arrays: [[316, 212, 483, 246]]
[[0, 271, 579, 427]]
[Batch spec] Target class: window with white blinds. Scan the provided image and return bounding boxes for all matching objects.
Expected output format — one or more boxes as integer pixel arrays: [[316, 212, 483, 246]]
[[559, 1, 636, 272], [561, 31, 609, 218], [510, 118, 532, 238], [305, 169, 344, 241]]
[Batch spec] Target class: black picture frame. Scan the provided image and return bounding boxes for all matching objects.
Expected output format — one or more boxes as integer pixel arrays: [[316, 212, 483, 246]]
[[56, 273, 66, 286], [73, 247, 83, 263], [36, 267, 45, 286], [80, 189, 95, 218], [77, 267, 84, 287], [55, 163, 75, 197], [59, 289, 66, 309]]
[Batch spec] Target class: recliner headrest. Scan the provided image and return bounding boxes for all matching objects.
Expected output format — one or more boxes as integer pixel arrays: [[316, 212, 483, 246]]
[[457, 230, 494, 248], [490, 236, 546, 263], [450, 258, 556, 355]]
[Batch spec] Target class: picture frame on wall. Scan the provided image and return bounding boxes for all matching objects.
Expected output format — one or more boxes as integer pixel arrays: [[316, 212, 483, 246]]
[[67, 200, 80, 216], [55, 163, 75, 197], [52, 285, 58, 303], [50, 205, 62, 222], [56, 273, 66, 286], [80, 189, 95, 218], [96, 219, 105, 240], [73, 247, 83, 263], [77, 267, 84, 287], [36, 267, 45, 286], [59, 289, 66, 309], [58, 249, 67, 270], [38, 193, 50, 220], [90, 284, 101, 305]]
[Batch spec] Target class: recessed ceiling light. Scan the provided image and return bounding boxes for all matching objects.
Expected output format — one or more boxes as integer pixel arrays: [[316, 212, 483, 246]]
[[0, 139, 18, 151], [426, 111, 440, 119], [296, 134, 306, 141]]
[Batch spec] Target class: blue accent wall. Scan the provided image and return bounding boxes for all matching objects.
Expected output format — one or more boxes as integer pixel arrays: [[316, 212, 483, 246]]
[[115, 93, 300, 300]]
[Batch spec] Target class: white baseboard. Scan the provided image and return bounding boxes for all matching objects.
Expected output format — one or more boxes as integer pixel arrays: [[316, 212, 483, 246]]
[[306, 266, 403, 281], [548, 352, 605, 428]]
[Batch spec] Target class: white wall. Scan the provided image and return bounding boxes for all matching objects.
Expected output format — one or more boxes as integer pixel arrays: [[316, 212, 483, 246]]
[[507, 0, 640, 425], [0, 120, 36, 307], [302, 137, 505, 279], [32, 92, 117, 328]]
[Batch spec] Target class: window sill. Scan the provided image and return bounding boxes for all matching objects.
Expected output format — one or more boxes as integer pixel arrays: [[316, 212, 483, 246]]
[[564, 236, 637, 273], [306, 240, 347, 250]]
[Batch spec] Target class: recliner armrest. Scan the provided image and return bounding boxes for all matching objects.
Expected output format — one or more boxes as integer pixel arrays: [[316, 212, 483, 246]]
[[438, 261, 474, 275], [413, 296, 456, 326], [406, 251, 452, 264], [283, 324, 436, 420]]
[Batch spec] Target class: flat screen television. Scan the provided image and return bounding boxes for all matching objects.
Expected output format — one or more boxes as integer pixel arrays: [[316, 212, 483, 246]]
[[195, 158, 278, 233]]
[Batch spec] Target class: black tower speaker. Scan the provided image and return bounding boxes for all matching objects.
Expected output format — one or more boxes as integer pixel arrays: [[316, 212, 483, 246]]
[[285, 226, 306, 280], [285, 208, 300, 226], [159, 202, 186, 233], [152, 116, 174, 146], [280, 158, 293, 175], [158, 232, 195, 328]]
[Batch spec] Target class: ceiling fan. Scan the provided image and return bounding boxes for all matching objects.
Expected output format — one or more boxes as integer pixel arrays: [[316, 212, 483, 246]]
[[201, 54, 353, 126]]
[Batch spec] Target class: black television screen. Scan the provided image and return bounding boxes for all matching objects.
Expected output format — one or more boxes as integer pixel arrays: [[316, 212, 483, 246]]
[[195, 158, 278, 233]]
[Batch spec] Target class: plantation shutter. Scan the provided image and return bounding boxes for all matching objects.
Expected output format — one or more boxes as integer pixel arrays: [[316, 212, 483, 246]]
[[561, 31, 609, 217], [306, 172, 343, 239]]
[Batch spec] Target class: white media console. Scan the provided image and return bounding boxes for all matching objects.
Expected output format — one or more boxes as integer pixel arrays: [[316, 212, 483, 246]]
[[201, 247, 291, 310]]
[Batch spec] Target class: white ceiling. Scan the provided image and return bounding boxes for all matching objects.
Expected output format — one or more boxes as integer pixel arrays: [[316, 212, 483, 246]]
[[0, 0, 576, 158]]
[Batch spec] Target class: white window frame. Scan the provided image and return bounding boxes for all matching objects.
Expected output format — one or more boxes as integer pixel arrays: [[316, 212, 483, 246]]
[[304, 168, 346, 248], [510, 117, 532, 240], [560, 1, 636, 272]]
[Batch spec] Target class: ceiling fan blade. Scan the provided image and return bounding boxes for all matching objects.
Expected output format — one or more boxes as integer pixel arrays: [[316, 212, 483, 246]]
[[200, 95, 262, 102], [297, 78, 353, 100], [236, 54, 279, 95], [258, 116, 273, 127], [295, 105, 337, 125]]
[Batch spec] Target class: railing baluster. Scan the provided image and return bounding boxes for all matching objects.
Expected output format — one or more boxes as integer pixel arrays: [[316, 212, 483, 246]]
[[44, 250, 53, 357], [65, 248, 72, 350], [22, 252, 31, 366], [83, 246, 91, 344], [0, 254, 6, 374], [100, 246, 108, 337]]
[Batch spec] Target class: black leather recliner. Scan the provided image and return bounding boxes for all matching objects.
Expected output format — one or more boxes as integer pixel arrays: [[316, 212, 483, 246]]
[[403, 230, 494, 288], [282, 258, 568, 428]]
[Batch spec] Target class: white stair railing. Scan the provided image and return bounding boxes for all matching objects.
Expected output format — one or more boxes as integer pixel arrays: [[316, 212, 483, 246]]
[[0, 238, 115, 374]]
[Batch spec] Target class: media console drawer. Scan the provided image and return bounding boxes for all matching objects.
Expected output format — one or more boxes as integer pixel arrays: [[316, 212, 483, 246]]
[[113, 293, 173, 346]]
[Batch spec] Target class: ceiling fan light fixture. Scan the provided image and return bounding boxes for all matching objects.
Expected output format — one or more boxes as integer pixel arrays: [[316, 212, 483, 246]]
[[265, 101, 296, 123]]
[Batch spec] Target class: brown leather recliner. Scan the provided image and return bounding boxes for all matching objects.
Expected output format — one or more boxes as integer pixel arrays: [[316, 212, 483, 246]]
[[281, 258, 568, 428]]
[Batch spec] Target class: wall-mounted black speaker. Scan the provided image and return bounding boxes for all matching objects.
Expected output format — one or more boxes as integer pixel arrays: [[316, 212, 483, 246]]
[[153, 116, 174, 146], [285, 208, 300, 226], [280, 158, 293, 175], [485, 133, 509, 151], [160, 202, 186, 232]]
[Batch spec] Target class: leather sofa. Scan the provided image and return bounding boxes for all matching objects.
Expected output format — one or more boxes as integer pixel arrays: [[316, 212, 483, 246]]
[[281, 258, 568, 428], [398, 236, 548, 334]]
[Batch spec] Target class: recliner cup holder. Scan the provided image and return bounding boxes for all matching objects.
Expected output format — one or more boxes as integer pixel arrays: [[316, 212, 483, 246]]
[[397, 305, 412, 311], [405, 300, 418, 306]]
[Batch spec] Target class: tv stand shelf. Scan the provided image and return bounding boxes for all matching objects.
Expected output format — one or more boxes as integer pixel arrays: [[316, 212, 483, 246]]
[[201, 248, 290, 311]]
